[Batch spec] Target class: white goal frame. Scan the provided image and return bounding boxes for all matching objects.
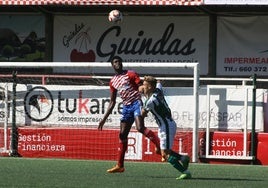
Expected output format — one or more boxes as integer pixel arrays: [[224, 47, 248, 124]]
[[204, 85, 254, 160], [0, 62, 200, 162]]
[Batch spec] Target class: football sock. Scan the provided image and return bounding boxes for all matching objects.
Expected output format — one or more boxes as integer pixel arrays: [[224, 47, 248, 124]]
[[167, 155, 186, 173], [117, 139, 128, 167], [143, 128, 160, 148], [170, 150, 182, 160]]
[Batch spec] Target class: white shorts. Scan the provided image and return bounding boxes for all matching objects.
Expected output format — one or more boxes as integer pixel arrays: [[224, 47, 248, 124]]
[[158, 120, 177, 150]]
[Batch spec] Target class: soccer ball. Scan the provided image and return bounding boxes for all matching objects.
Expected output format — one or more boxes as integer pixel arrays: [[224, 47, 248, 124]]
[[108, 10, 123, 23]]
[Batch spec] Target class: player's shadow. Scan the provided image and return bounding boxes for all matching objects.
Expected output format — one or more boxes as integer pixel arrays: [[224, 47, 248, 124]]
[[140, 174, 264, 182], [190, 177, 263, 182], [148, 176, 263, 182]]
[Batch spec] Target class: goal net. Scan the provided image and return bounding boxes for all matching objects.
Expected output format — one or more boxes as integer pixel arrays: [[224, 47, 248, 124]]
[[0, 62, 200, 162]]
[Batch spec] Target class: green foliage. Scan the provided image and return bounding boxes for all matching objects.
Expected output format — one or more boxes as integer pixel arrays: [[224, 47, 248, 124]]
[[20, 44, 31, 57], [2, 45, 14, 60]]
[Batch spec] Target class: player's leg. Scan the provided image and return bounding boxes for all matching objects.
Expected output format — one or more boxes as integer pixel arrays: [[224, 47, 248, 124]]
[[133, 100, 160, 152], [166, 153, 191, 180], [169, 121, 190, 170], [107, 121, 132, 173], [167, 152, 186, 172], [107, 105, 134, 173], [160, 123, 182, 166], [159, 125, 182, 164], [180, 155, 190, 170], [166, 121, 191, 179], [118, 122, 132, 167], [135, 115, 160, 149]]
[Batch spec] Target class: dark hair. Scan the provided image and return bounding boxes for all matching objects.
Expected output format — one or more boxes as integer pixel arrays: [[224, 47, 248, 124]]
[[111, 56, 123, 64]]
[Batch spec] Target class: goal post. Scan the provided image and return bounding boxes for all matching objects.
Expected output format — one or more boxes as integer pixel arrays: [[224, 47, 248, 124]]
[[204, 84, 254, 160], [0, 62, 200, 162]]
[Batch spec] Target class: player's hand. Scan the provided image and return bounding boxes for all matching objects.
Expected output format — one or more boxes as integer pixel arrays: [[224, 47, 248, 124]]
[[141, 108, 148, 118], [98, 120, 105, 131]]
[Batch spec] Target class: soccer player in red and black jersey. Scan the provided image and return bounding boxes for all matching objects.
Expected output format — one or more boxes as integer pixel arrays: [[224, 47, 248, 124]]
[[98, 56, 160, 173]]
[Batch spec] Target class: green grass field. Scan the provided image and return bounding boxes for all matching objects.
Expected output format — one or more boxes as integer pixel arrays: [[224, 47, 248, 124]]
[[0, 157, 267, 188]]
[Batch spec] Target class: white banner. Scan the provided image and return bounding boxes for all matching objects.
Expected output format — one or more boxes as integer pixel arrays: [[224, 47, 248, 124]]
[[53, 15, 209, 75], [217, 16, 268, 76], [0, 84, 264, 131]]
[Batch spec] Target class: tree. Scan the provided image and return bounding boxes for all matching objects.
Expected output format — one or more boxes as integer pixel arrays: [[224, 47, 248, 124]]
[[2, 44, 14, 61], [20, 44, 31, 58]]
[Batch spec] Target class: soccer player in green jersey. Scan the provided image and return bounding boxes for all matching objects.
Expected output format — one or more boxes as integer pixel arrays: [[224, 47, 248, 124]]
[[140, 75, 191, 180]]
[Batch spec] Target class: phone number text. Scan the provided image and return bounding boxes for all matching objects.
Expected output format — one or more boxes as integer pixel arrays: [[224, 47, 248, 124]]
[[224, 66, 267, 72]]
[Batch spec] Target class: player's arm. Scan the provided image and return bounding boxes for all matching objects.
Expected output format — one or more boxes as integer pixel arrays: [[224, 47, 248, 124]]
[[156, 80, 163, 90], [98, 90, 117, 130]]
